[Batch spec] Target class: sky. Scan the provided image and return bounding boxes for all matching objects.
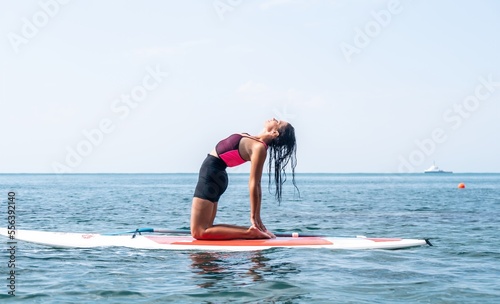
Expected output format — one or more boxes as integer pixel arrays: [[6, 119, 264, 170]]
[[1, 0, 499, 173]]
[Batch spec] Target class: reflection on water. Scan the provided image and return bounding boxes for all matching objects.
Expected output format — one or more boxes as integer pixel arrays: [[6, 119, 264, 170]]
[[189, 250, 300, 290]]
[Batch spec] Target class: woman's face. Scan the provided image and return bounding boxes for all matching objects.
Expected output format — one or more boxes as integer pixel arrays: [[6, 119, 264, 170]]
[[264, 118, 289, 139], [265, 118, 285, 131]]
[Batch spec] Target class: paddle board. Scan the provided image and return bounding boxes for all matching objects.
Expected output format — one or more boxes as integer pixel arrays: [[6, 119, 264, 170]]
[[0, 228, 430, 251]]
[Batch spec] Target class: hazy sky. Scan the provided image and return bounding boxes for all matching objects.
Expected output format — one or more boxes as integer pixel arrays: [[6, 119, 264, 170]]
[[1, 0, 499, 173]]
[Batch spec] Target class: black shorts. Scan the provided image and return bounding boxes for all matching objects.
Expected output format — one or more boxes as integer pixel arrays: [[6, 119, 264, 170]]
[[193, 154, 228, 202]]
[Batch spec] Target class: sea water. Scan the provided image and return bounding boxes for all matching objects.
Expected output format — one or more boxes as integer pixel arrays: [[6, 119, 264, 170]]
[[0, 173, 499, 303]]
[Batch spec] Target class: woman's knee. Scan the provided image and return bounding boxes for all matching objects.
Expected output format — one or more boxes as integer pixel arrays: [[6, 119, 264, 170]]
[[191, 227, 205, 240], [190, 198, 216, 239]]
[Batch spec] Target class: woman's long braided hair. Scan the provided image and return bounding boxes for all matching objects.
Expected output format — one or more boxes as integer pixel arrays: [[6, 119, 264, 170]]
[[267, 123, 299, 204]]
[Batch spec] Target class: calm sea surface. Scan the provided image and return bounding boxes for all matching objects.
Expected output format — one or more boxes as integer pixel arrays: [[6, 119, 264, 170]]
[[1, 173, 499, 303]]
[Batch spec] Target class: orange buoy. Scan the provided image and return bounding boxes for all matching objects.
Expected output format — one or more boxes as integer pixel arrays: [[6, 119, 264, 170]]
[[458, 183, 465, 189]]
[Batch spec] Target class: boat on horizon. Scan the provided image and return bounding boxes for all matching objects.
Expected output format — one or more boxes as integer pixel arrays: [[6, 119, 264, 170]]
[[424, 162, 452, 174]]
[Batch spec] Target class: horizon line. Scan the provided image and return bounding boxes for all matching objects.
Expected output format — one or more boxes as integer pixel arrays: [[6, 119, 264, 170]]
[[1, 172, 499, 175]]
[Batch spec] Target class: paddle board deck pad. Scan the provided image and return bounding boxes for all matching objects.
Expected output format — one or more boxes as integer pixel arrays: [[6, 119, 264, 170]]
[[0, 229, 431, 251]]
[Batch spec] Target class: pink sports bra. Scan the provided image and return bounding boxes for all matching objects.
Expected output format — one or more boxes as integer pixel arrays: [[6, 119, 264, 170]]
[[215, 133, 268, 167]]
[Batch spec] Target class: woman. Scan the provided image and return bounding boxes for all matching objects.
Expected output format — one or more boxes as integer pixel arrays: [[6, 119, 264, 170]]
[[190, 118, 298, 240]]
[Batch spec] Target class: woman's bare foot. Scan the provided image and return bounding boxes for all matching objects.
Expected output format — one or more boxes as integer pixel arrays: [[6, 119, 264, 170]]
[[265, 230, 276, 238], [247, 226, 272, 239]]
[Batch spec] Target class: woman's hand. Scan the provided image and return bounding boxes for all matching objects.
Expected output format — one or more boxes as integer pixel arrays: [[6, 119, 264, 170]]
[[251, 216, 266, 232], [251, 217, 276, 238]]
